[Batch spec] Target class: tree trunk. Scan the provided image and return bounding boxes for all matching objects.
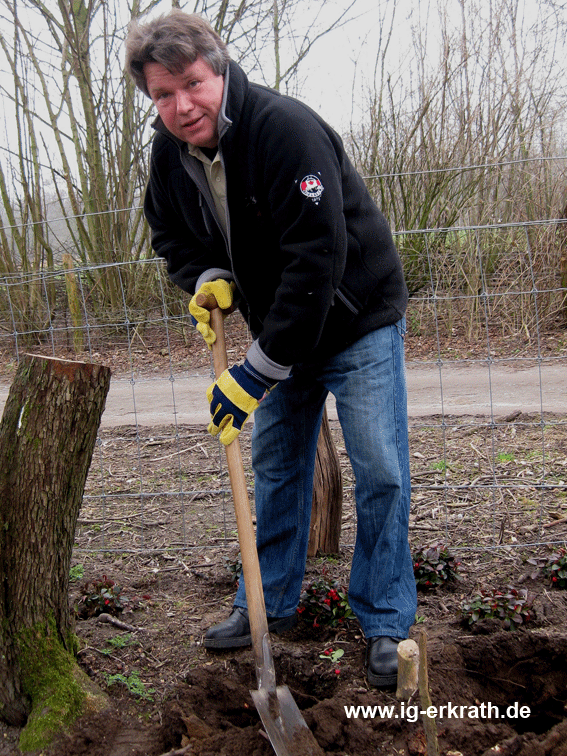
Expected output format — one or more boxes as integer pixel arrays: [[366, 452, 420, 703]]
[[0, 355, 111, 751], [308, 407, 343, 556]]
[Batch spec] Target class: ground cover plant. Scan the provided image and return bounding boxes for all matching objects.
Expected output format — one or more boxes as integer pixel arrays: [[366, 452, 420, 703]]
[[413, 543, 461, 589], [75, 576, 126, 619], [542, 547, 567, 589], [298, 574, 355, 629], [460, 586, 536, 630]]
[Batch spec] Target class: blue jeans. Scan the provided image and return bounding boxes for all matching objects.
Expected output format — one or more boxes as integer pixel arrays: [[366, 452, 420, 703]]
[[234, 320, 417, 639]]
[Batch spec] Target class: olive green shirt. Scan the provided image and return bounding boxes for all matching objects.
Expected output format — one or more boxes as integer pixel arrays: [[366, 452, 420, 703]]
[[188, 144, 227, 237]]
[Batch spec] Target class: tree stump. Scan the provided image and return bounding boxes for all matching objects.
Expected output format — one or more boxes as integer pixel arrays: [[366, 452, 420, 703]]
[[0, 355, 111, 751], [308, 406, 343, 556]]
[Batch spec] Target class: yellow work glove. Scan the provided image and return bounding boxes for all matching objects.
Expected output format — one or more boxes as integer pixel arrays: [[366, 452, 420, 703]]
[[206, 359, 277, 446], [189, 279, 234, 348]]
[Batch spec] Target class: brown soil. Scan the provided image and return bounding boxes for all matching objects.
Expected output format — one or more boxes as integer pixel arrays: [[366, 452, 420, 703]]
[[1, 317, 567, 756], [3, 551, 567, 756]]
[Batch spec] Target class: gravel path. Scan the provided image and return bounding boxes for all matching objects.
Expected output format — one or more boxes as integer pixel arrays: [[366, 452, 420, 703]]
[[3, 361, 561, 427]]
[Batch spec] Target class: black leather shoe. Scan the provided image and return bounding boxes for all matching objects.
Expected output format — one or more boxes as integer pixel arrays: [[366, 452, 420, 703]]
[[366, 636, 404, 688], [204, 607, 298, 649]]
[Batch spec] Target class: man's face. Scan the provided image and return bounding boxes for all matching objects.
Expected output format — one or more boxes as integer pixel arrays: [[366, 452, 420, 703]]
[[144, 57, 224, 149]]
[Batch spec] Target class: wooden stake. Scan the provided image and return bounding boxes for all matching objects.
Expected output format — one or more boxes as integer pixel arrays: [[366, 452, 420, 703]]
[[418, 630, 439, 756], [396, 639, 419, 700]]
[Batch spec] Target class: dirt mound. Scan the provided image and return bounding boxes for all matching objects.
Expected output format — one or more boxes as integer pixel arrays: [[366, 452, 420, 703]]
[[43, 612, 567, 756]]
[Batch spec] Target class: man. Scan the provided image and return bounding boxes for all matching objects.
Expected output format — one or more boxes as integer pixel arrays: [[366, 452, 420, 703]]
[[125, 9, 417, 688]]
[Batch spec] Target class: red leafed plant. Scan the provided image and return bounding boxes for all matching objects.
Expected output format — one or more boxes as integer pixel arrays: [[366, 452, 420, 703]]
[[75, 575, 126, 619], [460, 586, 535, 630], [299, 575, 354, 628], [413, 543, 461, 589]]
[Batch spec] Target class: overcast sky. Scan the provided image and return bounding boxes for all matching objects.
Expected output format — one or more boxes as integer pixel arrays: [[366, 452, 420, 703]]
[[274, 0, 564, 133]]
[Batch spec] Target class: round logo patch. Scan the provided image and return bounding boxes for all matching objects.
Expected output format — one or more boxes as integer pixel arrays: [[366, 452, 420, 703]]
[[300, 175, 324, 203]]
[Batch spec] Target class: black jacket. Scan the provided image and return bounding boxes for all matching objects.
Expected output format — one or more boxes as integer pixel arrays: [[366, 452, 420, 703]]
[[144, 61, 407, 380]]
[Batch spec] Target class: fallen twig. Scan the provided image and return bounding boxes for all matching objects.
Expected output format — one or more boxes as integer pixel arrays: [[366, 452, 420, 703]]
[[155, 745, 193, 756], [97, 613, 143, 632], [152, 445, 204, 462], [543, 515, 567, 528]]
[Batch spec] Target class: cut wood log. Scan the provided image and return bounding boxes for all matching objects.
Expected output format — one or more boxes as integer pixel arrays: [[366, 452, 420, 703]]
[[308, 407, 343, 556], [396, 639, 419, 700], [0, 354, 111, 751]]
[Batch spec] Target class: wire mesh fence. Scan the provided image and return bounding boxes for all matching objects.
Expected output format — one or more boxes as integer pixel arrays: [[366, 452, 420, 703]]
[[0, 219, 565, 558]]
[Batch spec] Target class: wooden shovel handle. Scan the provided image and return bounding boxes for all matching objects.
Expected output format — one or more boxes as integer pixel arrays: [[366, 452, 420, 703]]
[[206, 302, 271, 677], [195, 292, 219, 311]]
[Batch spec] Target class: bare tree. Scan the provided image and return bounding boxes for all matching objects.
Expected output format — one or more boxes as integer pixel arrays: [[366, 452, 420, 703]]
[[347, 0, 567, 320], [0, 0, 160, 332]]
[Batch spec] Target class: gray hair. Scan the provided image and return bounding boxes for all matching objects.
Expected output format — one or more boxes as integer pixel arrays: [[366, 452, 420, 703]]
[[125, 10, 230, 97]]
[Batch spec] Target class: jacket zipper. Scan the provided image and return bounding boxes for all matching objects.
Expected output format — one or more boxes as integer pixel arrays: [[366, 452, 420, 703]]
[[178, 145, 245, 301], [335, 287, 359, 315]]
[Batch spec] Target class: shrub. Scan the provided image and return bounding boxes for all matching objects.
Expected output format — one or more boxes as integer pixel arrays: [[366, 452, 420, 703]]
[[460, 587, 535, 630], [542, 548, 567, 589], [223, 554, 243, 584], [299, 576, 354, 628], [75, 575, 126, 619], [413, 543, 461, 589]]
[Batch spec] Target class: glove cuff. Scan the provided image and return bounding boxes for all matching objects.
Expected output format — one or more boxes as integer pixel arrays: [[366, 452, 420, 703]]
[[241, 359, 276, 393], [195, 268, 233, 292]]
